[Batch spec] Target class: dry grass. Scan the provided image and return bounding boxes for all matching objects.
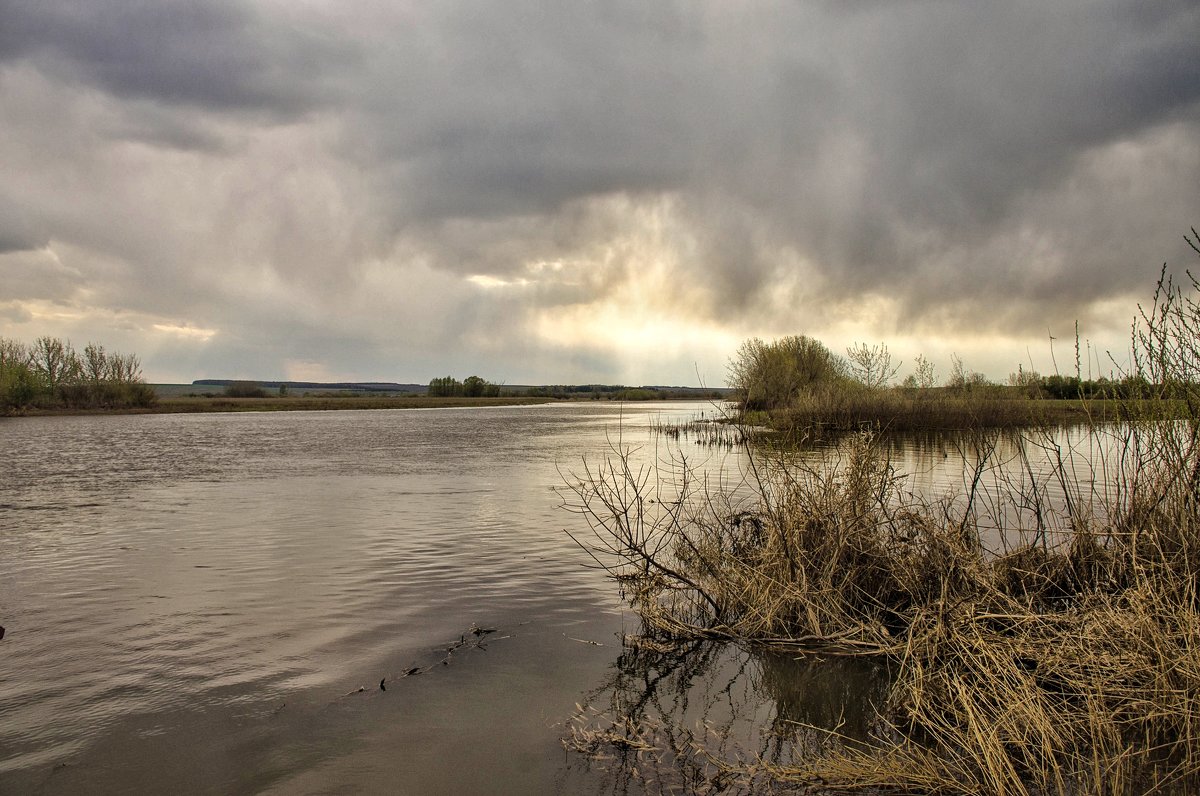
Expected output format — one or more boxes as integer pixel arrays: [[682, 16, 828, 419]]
[[563, 246, 1200, 793], [772, 388, 1127, 436], [561, 414, 1200, 794]]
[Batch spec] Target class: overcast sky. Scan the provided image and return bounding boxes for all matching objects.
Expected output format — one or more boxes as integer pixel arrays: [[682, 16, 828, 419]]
[[2, 1, 1198, 386]]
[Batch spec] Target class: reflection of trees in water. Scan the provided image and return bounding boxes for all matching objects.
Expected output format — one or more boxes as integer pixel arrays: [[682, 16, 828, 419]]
[[755, 652, 892, 751], [564, 639, 892, 794], [564, 640, 741, 795], [784, 427, 1074, 527]]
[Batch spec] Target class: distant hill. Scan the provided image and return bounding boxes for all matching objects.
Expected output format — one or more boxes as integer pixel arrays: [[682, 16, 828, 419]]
[[192, 380, 427, 393], [186, 380, 732, 399], [501, 383, 730, 395]]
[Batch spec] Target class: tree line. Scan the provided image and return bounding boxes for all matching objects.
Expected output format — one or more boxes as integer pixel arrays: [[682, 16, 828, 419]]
[[427, 375, 502, 397], [0, 336, 155, 411]]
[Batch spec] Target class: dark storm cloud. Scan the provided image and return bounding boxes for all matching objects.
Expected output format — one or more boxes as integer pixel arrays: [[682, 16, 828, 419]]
[[846, 4, 1200, 248], [2, 0, 1198, 381], [329, 0, 1200, 321], [347, 3, 708, 221], [0, 0, 349, 118]]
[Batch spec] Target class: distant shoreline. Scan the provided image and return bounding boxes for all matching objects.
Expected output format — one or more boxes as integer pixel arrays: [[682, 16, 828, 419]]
[[3, 394, 725, 417], [4, 395, 555, 416]]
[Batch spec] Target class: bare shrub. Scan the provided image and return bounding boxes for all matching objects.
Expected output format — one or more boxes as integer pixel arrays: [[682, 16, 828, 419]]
[[847, 342, 902, 390]]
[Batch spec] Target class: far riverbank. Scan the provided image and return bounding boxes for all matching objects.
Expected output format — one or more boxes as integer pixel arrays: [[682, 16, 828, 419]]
[[4, 395, 563, 416]]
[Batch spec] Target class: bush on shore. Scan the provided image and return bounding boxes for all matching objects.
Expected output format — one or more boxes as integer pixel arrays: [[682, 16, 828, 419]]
[[0, 336, 155, 412], [223, 381, 268, 398]]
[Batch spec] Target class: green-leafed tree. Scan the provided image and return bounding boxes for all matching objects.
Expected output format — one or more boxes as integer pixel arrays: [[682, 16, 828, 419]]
[[32, 336, 76, 397], [945, 354, 990, 392], [462, 375, 487, 397], [2, 336, 154, 410], [1, 338, 38, 410], [428, 376, 464, 397], [902, 354, 938, 390]]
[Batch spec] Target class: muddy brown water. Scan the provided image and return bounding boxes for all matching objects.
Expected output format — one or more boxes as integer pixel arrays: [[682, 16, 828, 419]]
[[0, 404, 1103, 794]]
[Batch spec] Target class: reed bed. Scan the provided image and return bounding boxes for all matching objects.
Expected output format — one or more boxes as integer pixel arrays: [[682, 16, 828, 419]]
[[773, 388, 1124, 436], [561, 414, 1200, 794]]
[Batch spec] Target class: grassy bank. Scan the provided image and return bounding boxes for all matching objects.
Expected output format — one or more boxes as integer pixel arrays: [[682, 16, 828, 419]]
[[723, 324, 1179, 436], [736, 388, 1185, 437]]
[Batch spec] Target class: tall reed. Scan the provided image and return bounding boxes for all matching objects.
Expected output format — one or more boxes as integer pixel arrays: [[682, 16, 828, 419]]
[[563, 417, 1200, 793]]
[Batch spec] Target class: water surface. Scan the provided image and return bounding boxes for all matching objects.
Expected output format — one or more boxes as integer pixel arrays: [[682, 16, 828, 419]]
[[0, 404, 1104, 793], [1, 404, 731, 794]]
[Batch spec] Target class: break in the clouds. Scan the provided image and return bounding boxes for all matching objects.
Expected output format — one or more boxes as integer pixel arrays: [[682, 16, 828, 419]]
[[1, 1, 1198, 385]]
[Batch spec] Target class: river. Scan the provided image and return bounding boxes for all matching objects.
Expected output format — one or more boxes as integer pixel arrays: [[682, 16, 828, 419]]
[[0, 403, 1107, 794]]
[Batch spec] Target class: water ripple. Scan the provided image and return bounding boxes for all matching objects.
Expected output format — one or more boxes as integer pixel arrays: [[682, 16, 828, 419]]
[[0, 404, 1096, 793]]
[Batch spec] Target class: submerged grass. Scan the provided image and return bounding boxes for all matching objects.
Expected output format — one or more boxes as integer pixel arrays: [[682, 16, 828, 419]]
[[651, 417, 761, 450]]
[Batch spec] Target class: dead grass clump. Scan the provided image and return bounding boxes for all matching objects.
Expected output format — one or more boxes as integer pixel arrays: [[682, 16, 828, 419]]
[[775, 387, 1103, 436], [876, 583, 1200, 794], [564, 431, 994, 650], [992, 543, 1081, 605], [562, 230, 1200, 792], [561, 420, 1200, 793]]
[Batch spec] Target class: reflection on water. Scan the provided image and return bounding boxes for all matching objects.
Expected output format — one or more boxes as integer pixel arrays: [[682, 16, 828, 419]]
[[0, 405, 1114, 794], [2, 404, 735, 795], [758, 651, 892, 744], [566, 638, 895, 794], [566, 633, 897, 792], [876, 424, 1144, 553]]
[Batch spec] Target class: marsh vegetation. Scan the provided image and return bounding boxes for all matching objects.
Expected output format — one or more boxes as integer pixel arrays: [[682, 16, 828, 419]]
[[562, 231, 1200, 794], [726, 321, 1172, 438]]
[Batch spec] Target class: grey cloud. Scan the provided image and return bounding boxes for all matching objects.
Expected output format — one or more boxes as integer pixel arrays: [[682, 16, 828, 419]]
[[98, 102, 236, 153], [855, 5, 1200, 213], [2, 0, 1198, 382], [0, 248, 82, 302], [349, 4, 709, 222], [331, 1, 1199, 323], [0, 0, 352, 117], [0, 192, 48, 254], [0, 302, 34, 324]]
